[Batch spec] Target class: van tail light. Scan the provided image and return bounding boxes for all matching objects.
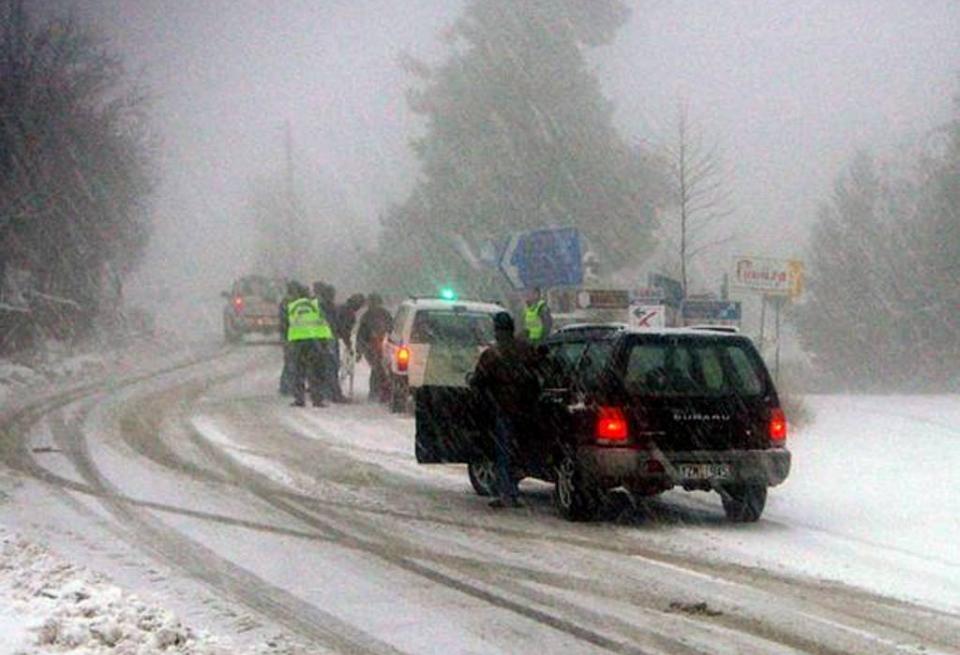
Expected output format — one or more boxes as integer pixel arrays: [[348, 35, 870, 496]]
[[769, 407, 787, 444], [233, 296, 245, 313], [596, 406, 628, 444], [396, 345, 410, 372]]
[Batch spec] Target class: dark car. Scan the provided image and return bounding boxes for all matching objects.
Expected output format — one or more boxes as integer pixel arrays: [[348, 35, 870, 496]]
[[221, 275, 286, 342], [415, 324, 790, 522]]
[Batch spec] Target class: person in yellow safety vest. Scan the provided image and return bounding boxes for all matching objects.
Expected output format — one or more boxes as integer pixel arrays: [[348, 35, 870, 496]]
[[522, 287, 552, 343], [284, 282, 334, 407]]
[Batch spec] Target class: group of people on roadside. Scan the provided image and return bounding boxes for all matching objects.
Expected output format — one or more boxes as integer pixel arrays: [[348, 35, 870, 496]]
[[279, 281, 553, 510], [278, 281, 393, 408]]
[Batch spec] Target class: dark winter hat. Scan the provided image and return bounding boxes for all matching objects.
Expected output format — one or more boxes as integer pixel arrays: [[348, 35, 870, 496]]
[[493, 311, 514, 332]]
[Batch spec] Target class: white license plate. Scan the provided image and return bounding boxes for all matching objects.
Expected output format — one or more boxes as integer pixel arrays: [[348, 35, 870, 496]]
[[678, 463, 732, 480]]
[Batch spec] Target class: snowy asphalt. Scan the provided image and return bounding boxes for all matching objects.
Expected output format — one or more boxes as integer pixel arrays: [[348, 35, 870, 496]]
[[1, 341, 958, 654]]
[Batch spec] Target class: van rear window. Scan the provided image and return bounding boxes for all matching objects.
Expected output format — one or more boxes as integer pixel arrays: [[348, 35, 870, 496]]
[[410, 310, 494, 345], [622, 337, 766, 397]]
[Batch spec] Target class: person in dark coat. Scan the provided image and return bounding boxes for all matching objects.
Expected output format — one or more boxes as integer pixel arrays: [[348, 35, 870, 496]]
[[313, 282, 347, 403], [470, 311, 541, 508], [278, 281, 298, 396], [335, 293, 366, 353], [356, 293, 393, 403]]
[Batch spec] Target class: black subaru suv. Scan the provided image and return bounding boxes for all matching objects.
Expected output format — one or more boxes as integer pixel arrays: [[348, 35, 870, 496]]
[[415, 324, 791, 522]]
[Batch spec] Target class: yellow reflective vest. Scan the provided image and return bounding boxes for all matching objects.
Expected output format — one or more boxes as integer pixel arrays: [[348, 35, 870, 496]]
[[286, 298, 334, 341], [524, 300, 546, 341]]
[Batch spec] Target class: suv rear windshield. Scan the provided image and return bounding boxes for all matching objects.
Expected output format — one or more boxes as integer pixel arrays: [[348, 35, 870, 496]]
[[410, 310, 494, 345], [543, 339, 616, 389], [238, 277, 284, 301], [621, 335, 767, 398]]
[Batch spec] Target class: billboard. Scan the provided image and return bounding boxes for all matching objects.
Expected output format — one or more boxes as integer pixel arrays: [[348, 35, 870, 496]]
[[731, 256, 804, 297]]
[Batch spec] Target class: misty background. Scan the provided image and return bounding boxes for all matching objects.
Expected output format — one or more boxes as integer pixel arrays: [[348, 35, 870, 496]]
[[5, 0, 959, 389], [45, 1, 955, 289]]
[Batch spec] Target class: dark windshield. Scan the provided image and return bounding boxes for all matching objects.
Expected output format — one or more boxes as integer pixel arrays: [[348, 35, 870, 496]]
[[621, 336, 768, 398], [410, 310, 494, 345], [238, 277, 285, 301], [543, 339, 615, 389]]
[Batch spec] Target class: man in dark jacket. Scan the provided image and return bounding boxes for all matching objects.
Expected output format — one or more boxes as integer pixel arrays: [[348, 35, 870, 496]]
[[313, 282, 347, 403], [278, 281, 297, 395], [471, 311, 541, 508], [333, 293, 365, 397], [356, 293, 393, 403]]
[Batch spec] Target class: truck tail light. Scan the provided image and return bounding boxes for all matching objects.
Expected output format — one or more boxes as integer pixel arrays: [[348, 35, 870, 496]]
[[396, 345, 410, 372], [769, 407, 787, 443], [596, 406, 628, 443]]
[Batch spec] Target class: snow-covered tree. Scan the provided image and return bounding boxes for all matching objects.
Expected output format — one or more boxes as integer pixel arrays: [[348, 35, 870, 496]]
[[0, 0, 154, 347], [374, 0, 666, 295]]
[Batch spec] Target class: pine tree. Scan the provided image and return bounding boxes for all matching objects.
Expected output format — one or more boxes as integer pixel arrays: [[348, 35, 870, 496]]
[[376, 0, 665, 295]]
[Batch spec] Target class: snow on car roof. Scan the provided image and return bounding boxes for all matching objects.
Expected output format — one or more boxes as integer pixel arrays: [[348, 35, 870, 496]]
[[403, 297, 505, 313]]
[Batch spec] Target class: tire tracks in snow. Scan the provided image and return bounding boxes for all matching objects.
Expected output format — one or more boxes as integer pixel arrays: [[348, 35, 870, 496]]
[[1, 348, 405, 655], [7, 347, 958, 654], [241, 400, 960, 655]]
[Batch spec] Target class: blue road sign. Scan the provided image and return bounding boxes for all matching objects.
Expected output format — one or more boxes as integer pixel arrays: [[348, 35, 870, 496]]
[[681, 300, 742, 321], [498, 227, 583, 290]]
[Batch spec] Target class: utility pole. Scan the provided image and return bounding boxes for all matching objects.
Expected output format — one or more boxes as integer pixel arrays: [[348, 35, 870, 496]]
[[281, 120, 302, 279], [283, 120, 294, 201]]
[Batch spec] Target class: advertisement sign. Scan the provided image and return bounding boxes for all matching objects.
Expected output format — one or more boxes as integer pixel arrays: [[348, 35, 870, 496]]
[[731, 256, 804, 297]]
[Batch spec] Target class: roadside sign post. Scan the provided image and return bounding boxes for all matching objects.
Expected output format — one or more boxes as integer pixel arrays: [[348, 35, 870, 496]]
[[730, 256, 804, 380], [498, 227, 583, 290]]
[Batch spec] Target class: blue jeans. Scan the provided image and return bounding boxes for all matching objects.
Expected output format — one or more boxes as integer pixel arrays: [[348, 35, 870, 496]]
[[494, 413, 520, 500]]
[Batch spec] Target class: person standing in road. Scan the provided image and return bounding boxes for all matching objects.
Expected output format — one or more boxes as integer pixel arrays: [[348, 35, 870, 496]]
[[356, 293, 393, 403], [278, 281, 297, 396], [333, 293, 366, 398], [470, 311, 541, 508], [522, 287, 552, 343], [285, 282, 332, 407], [314, 282, 347, 403]]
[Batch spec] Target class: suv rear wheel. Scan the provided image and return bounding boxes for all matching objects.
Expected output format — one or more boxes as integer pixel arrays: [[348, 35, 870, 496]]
[[554, 453, 601, 521], [720, 483, 767, 522], [468, 459, 496, 497]]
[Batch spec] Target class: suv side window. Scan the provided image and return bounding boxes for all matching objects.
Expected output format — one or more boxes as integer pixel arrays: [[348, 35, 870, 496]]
[[541, 341, 583, 388], [725, 346, 764, 395]]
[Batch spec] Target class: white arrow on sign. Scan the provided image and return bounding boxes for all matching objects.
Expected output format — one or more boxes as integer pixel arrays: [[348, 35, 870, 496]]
[[498, 232, 524, 289]]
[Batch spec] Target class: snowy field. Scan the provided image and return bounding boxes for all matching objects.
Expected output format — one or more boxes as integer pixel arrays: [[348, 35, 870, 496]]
[[1, 346, 958, 653]]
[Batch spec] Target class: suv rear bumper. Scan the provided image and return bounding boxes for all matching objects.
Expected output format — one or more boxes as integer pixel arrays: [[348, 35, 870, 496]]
[[578, 446, 791, 489]]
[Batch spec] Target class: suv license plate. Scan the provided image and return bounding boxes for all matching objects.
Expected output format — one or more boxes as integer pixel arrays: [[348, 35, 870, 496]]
[[678, 463, 732, 480]]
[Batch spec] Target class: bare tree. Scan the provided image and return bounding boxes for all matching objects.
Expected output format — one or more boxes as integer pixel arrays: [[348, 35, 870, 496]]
[[661, 102, 733, 295]]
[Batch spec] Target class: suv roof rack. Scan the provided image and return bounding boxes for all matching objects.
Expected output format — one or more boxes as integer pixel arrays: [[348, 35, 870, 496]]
[[686, 324, 740, 333]]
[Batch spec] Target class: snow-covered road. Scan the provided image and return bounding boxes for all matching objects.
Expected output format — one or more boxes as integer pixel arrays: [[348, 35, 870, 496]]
[[1, 343, 958, 654]]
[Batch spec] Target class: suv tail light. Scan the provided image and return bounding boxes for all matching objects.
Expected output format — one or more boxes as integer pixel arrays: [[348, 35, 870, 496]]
[[396, 345, 410, 372], [769, 407, 787, 443], [232, 296, 245, 313], [596, 406, 628, 444]]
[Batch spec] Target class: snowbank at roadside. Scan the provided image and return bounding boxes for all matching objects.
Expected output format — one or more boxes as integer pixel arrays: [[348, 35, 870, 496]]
[[0, 525, 305, 654], [0, 335, 206, 409], [0, 345, 108, 407]]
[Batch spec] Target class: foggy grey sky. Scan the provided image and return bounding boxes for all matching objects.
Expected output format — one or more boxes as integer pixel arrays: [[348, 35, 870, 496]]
[[46, 1, 960, 295]]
